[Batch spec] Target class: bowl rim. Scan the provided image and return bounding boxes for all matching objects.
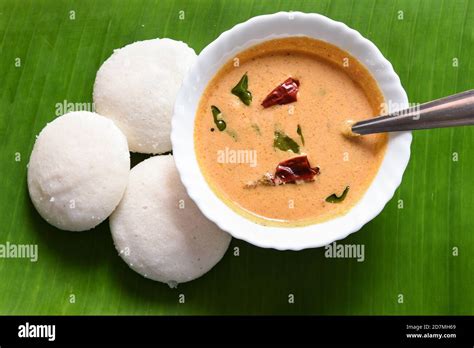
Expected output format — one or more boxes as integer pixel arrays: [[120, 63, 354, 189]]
[[171, 11, 412, 250]]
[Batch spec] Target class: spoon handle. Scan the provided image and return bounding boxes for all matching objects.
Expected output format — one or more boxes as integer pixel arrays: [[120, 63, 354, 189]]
[[351, 89, 474, 135]]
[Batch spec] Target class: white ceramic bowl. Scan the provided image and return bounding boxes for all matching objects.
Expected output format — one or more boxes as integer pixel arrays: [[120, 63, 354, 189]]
[[171, 11, 412, 250]]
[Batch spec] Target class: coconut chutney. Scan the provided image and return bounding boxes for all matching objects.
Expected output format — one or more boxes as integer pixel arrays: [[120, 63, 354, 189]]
[[195, 37, 387, 226]]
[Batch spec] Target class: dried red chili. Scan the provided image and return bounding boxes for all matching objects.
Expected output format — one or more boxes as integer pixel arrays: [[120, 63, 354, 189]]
[[274, 155, 320, 184], [261, 77, 300, 108]]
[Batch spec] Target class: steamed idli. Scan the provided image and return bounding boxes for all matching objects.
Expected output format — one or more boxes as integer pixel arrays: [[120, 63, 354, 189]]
[[110, 155, 231, 286], [28, 111, 130, 232], [93, 38, 197, 154]]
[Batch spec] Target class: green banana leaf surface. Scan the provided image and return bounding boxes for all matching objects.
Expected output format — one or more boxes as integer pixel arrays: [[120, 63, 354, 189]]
[[0, 0, 473, 315]]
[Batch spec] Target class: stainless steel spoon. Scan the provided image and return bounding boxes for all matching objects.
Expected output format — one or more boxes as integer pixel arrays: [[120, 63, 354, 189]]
[[350, 89, 474, 136]]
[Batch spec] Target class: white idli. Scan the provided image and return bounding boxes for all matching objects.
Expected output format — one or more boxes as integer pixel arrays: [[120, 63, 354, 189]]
[[28, 111, 130, 232], [110, 155, 231, 286], [93, 38, 196, 154]]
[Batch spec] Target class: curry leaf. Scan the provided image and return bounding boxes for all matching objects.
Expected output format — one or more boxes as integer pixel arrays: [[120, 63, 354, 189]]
[[211, 105, 226, 131], [231, 73, 252, 105], [273, 131, 300, 153], [251, 123, 261, 135], [226, 129, 238, 141], [326, 186, 350, 203], [297, 124, 305, 145]]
